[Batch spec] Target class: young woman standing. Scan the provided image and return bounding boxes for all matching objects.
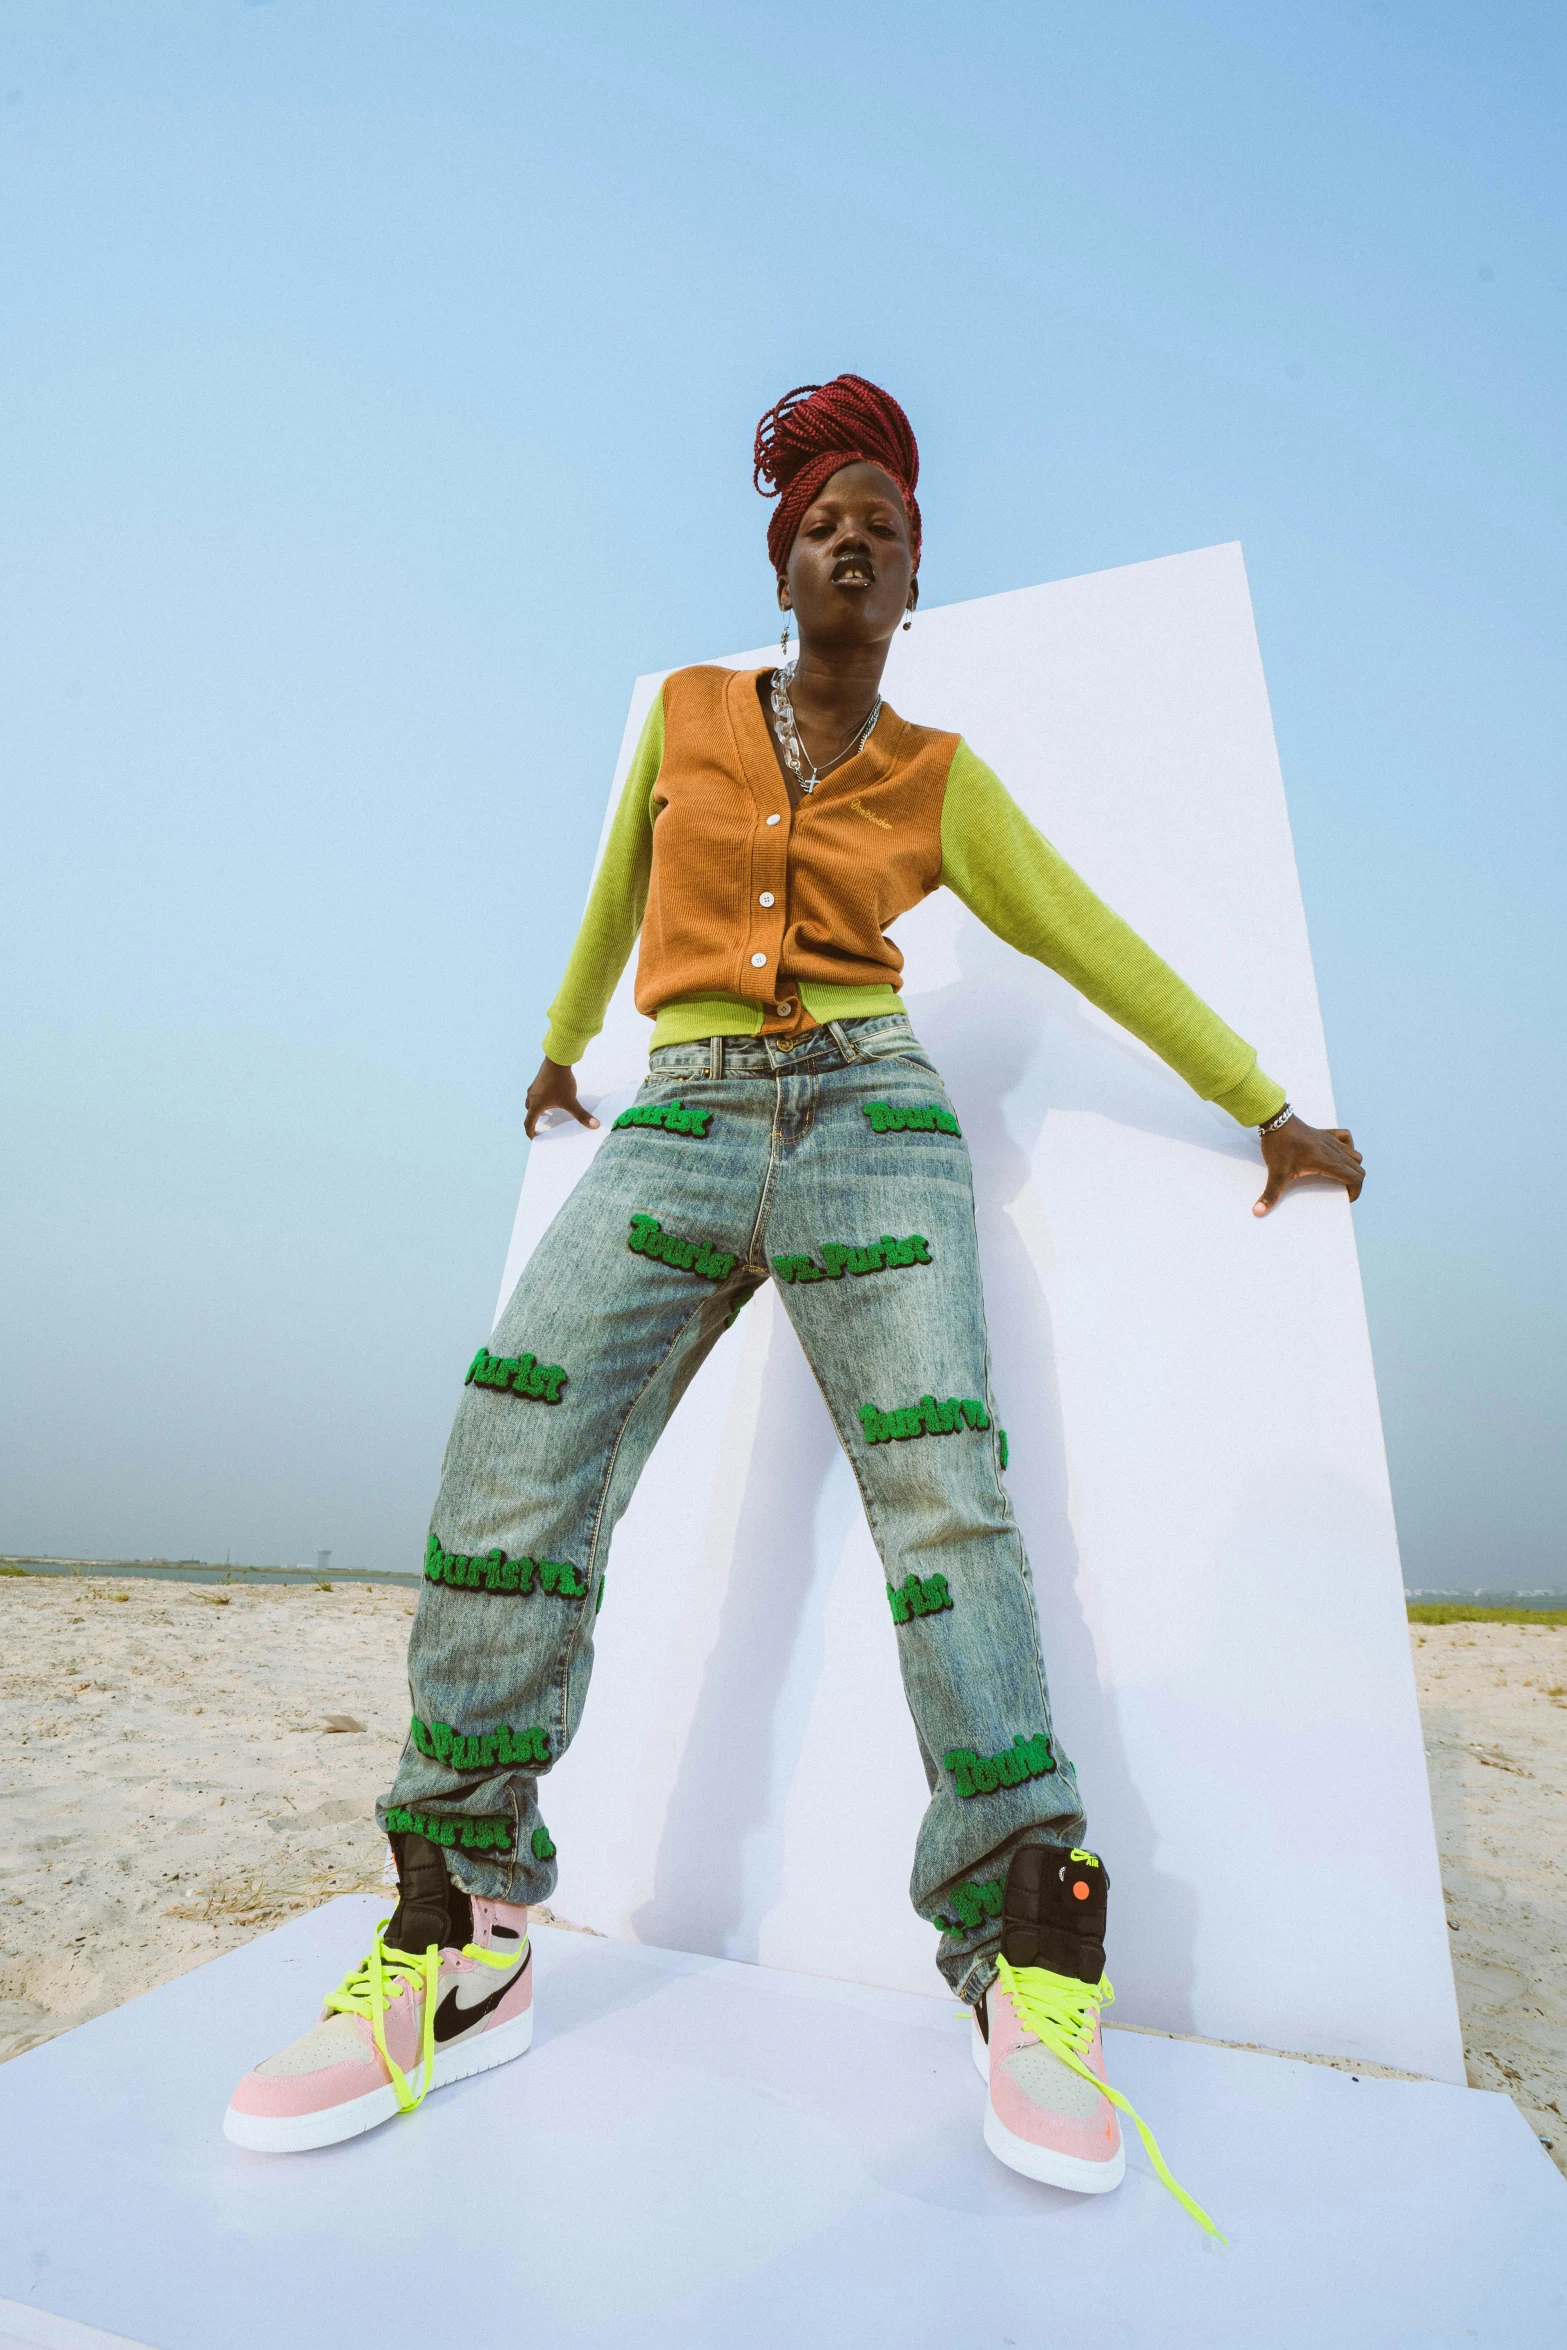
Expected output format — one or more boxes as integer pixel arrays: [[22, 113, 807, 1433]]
[[226, 378, 1362, 2217]]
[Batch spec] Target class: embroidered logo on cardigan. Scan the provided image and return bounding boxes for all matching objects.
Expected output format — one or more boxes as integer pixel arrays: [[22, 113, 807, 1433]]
[[861, 1101, 961, 1136], [409, 1717, 551, 1771], [932, 1878, 1005, 1934], [423, 1534, 587, 1599], [859, 1395, 990, 1443], [773, 1233, 932, 1283], [944, 1735, 1055, 1798], [385, 1806, 512, 1854], [628, 1214, 737, 1281], [613, 1099, 713, 1138], [465, 1348, 568, 1403], [887, 1572, 953, 1624]]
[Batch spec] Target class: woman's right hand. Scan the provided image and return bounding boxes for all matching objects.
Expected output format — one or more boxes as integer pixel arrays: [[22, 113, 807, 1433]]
[[524, 1057, 600, 1140]]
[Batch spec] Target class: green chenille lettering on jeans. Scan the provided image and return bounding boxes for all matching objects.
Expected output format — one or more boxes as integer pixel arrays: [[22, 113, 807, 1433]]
[[788, 1235, 932, 1283], [420, 1539, 584, 1603], [887, 1572, 955, 1626], [612, 1098, 712, 1139], [464, 1346, 568, 1403], [861, 1101, 961, 1139], [935, 1879, 1005, 1935], [411, 1720, 548, 1773], [385, 1806, 512, 1855], [858, 1395, 988, 1445], [531, 1825, 556, 1862], [627, 1214, 735, 1283], [943, 1734, 1054, 1799], [998, 1428, 1009, 1472]]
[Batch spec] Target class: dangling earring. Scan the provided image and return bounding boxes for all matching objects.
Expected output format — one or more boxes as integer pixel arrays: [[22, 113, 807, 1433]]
[[780, 617, 791, 660], [902, 607, 914, 632]]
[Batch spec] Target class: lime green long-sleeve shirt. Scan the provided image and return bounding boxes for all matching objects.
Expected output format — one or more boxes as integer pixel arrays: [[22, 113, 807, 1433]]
[[544, 671, 1285, 1128]]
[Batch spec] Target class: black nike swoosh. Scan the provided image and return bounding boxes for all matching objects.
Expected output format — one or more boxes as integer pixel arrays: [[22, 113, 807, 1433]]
[[431, 1946, 530, 2045]]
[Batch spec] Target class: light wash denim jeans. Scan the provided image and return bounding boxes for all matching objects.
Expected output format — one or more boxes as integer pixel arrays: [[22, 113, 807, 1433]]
[[382, 1014, 1087, 2001]]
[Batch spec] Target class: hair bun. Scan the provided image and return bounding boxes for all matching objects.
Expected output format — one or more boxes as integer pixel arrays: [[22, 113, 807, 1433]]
[[753, 375, 921, 577]]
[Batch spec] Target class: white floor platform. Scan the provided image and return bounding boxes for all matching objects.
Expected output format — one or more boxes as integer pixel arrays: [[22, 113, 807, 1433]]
[[1, 1900, 1563, 2350]]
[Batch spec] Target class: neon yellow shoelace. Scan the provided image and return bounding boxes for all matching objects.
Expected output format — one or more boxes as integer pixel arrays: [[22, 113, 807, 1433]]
[[996, 1955, 1224, 2240], [324, 1921, 523, 2117]]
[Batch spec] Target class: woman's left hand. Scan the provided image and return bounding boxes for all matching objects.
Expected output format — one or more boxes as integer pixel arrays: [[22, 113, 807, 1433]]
[[1254, 1115, 1364, 1216]]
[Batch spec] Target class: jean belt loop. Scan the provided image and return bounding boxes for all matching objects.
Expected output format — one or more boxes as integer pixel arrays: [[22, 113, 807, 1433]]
[[708, 1033, 723, 1082], [826, 1019, 857, 1064]]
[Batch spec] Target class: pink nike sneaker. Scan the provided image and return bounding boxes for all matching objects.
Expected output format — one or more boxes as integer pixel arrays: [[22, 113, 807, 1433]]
[[973, 1844, 1123, 2193], [225, 1830, 533, 2153], [971, 1844, 1221, 2235], [974, 1970, 1124, 2190]]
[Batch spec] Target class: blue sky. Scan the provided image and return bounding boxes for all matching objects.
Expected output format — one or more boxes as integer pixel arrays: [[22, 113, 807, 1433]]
[[2, 2, 1562, 1587]]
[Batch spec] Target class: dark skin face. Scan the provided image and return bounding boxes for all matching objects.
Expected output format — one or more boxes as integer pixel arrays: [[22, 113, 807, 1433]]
[[526, 460, 1365, 1213]]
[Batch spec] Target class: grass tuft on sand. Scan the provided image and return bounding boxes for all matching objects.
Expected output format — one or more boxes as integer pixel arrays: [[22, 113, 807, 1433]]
[[1409, 1603, 1567, 1628]]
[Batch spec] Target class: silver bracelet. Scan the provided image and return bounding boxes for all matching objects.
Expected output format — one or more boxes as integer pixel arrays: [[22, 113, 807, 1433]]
[[1258, 1101, 1295, 1136]]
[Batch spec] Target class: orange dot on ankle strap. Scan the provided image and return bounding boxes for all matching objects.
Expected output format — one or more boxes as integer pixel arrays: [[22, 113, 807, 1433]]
[[1072, 1880, 1091, 1900]]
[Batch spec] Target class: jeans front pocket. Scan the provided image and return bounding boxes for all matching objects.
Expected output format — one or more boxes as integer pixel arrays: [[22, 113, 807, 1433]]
[[855, 1041, 944, 1082]]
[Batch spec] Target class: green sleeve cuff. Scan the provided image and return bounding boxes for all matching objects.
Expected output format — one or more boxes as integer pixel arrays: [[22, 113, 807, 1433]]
[[541, 1021, 591, 1067], [1213, 1067, 1289, 1127]]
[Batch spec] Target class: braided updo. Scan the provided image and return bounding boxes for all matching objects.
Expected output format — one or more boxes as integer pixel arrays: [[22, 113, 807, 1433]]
[[753, 375, 921, 579]]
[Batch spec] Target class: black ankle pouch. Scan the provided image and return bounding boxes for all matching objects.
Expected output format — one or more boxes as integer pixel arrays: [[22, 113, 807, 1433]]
[[386, 1829, 473, 1954], [1000, 1844, 1109, 1985]]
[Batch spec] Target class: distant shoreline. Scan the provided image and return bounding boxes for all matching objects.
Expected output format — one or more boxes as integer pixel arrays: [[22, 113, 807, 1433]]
[[0, 1555, 418, 1589]]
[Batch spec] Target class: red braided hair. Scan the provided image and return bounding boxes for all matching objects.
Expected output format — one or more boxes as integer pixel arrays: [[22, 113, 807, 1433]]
[[753, 375, 921, 578]]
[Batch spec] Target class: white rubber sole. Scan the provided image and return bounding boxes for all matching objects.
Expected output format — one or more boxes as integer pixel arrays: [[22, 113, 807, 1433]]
[[223, 2003, 534, 2154], [973, 2014, 1126, 2194]]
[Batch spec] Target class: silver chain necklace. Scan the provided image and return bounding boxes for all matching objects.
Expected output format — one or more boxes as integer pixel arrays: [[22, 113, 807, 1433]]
[[769, 660, 882, 796]]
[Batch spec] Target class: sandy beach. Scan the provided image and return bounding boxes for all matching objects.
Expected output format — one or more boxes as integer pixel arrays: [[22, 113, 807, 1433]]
[[2, 1577, 1562, 2171]]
